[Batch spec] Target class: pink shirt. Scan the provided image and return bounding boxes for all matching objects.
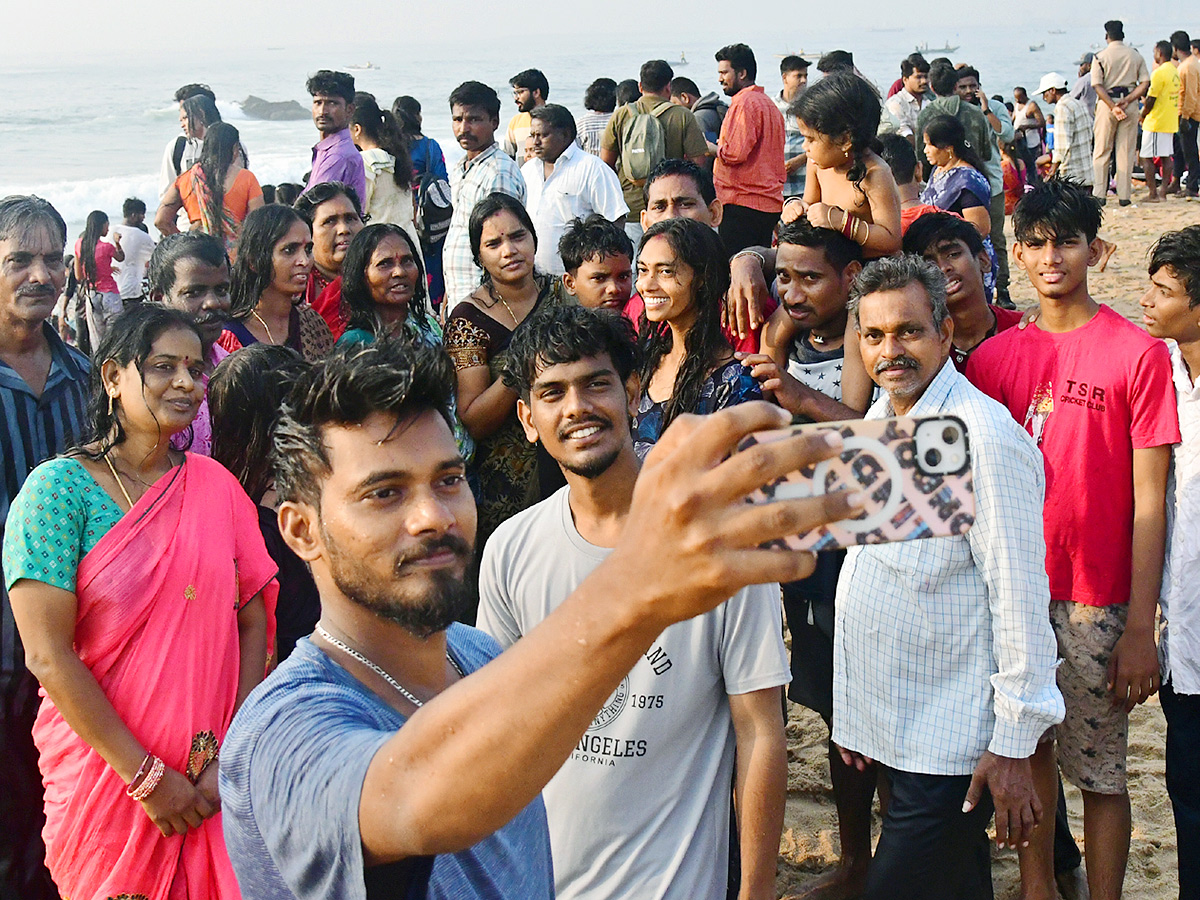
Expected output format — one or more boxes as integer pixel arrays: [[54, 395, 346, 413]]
[[967, 306, 1179, 606], [714, 85, 786, 213], [75, 237, 119, 294]]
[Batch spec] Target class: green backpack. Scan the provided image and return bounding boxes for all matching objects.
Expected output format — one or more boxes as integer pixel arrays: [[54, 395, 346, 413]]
[[619, 101, 673, 184]]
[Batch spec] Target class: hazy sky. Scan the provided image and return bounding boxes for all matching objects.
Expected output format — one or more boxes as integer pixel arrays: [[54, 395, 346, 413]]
[[13, 0, 1186, 61]]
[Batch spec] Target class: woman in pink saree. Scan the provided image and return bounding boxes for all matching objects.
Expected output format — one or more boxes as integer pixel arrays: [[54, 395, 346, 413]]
[[3, 305, 277, 900]]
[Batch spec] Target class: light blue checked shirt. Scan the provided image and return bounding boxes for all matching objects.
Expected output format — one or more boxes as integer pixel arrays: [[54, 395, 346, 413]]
[[832, 359, 1064, 775], [444, 142, 527, 309]]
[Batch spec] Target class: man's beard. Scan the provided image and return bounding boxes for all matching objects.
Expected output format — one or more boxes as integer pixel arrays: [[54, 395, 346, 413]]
[[324, 528, 475, 638], [560, 443, 622, 479]]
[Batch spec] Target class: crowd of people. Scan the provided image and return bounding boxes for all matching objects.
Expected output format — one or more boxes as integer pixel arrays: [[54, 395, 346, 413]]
[[2, 21, 1200, 900]]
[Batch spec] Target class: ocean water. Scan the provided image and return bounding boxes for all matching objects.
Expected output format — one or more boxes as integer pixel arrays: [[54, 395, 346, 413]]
[[0, 24, 1171, 241]]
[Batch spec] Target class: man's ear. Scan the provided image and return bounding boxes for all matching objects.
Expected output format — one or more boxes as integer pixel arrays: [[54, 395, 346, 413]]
[[625, 372, 642, 418], [562, 272, 577, 297], [278, 502, 323, 562], [841, 259, 863, 293], [516, 397, 540, 444], [149, 289, 165, 303], [1086, 237, 1105, 267], [708, 198, 724, 228], [1011, 241, 1027, 273]]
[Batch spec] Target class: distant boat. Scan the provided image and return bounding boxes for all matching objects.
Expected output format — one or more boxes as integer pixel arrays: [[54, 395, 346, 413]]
[[1049, 29, 1066, 34], [677, 53, 688, 66], [916, 42, 959, 54], [775, 48, 825, 59], [346, 62, 379, 71], [1030, 43, 1046, 52]]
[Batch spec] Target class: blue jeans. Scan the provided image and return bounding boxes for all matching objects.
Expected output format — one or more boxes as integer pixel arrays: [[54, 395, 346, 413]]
[[1160, 680, 1200, 899]]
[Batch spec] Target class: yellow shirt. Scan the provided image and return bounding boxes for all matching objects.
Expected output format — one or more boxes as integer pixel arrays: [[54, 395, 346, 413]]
[[1145, 61, 1181, 133]]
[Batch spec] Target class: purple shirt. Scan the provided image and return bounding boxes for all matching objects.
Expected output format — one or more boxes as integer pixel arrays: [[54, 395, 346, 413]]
[[308, 128, 366, 204]]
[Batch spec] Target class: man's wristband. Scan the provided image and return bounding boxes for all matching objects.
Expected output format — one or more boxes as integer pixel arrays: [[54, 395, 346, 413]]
[[731, 249, 766, 268]]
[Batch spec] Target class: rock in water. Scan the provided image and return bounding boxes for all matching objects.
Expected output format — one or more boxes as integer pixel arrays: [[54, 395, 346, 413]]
[[240, 96, 310, 121]]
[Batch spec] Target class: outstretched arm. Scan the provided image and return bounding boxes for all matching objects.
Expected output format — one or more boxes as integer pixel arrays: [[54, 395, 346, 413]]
[[358, 405, 863, 861]]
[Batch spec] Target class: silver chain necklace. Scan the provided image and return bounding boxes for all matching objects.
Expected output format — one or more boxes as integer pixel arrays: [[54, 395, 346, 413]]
[[315, 624, 463, 708]]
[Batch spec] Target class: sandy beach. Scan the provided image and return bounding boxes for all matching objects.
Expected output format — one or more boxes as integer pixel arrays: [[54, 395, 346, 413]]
[[777, 194, 1200, 900]]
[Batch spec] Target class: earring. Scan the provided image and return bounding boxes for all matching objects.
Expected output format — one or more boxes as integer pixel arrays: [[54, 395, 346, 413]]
[[107, 392, 115, 416]]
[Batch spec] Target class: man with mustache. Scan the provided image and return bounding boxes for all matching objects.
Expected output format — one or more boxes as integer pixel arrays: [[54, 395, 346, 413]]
[[220, 338, 857, 898], [305, 70, 366, 207], [836, 254, 1063, 900], [443, 81, 527, 309], [476, 306, 788, 900], [0, 196, 91, 900], [147, 231, 231, 455]]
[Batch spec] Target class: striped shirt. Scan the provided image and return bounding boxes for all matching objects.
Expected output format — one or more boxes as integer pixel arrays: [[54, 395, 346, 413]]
[[832, 360, 1063, 774], [1, 325, 90, 674], [443, 143, 526, 309], [1052, 95, 1094, 186], [576, 111, 613, 156]]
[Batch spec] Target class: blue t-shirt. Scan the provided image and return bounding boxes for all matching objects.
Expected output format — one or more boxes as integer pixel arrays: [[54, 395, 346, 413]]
[[219, 626, 553, 900]]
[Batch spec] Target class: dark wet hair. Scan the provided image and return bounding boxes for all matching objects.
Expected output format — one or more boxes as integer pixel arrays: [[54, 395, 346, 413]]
[[530, 104, 577, 142], [715, 43, 757, 81], [510, 68, 550, 99], [642, 157, 717, 205], [209, 344, 309, 503], [261, 184, 276, 204], [794, 71, 882, 196], [1105, 20, 1124, 41], [181, 94, 221, 136], [293, 181, 363, 227], [1148, 225, 1200, 309], [616, 80, 640, 105], [640, 60, 674, 93], [669, 76, 701, 98], [1155, 40, 1174, 60], [928, 61, 959, 97], [123, 198, 146, 219], [352, 92, 412, 189], [879, 132, 919, 185], [340, 224, 431, 337], [1171, 31, 1191, 54], [584, 78, 617, 113], [901, 53, 929, 77], [469, 192, 539, 282], [558, 214, 634, 274], [449, 81, 501, 120], [74, 304, 205, 458], [273, 339, 456, 507], [776, 218, 863, 271], [817, 50, 855, 74], [306, 70, 355, 104], [230, 205, 308, 318], [923, 115, 987, 175], [637, 217, 731, 433], [147, 232, 229, 298], [275, 183, 302, 206], [1013, 177, 1103, 244], [392, 95, 423, 135], [956, 66, 981, 85], [197, 122, 241, 236], [80, 210, 109, 289], [174, 83, 214, 104], [903, 210, 987, 258], [501, 304, 640, 401], [0, 195, 67, 246]]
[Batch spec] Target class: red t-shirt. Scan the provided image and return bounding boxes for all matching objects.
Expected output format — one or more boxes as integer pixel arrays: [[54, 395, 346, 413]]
[[952, 304, 1022, 373], [966, 305, 1179, 606], [75, 237, 119, 294], [622, 291, 778, 355]]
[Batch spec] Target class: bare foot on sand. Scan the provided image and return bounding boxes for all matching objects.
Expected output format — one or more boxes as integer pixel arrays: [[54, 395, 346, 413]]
[[782, 862, 869, 900], [1097, 240, 1118, 272]]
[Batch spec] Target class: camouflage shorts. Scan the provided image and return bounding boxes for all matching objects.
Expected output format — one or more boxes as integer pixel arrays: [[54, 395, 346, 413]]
[[1049, 600, 1129, 795]]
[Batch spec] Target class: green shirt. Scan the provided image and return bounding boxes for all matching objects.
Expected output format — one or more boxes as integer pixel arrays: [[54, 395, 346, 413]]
[[601, 96, 709, 214]]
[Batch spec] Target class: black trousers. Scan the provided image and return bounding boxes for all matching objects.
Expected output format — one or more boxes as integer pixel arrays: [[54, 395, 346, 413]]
[[864, 767, 995, 900], [0, 670, 58, 900], [1179, 118, 1200, 194], [1161, 681, 1200, 900], [718, 204, 779, 256]]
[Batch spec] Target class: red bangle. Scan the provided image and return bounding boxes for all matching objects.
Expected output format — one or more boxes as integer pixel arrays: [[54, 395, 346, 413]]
[[842, 212, 858, 239]]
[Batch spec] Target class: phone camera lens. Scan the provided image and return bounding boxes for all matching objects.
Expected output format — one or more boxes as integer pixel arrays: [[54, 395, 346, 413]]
[[925, 448, 942, 467], [942, 426, 959, 444]]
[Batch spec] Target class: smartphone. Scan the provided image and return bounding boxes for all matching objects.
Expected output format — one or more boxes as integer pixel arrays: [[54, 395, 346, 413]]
[[738, 415, 975, 550]]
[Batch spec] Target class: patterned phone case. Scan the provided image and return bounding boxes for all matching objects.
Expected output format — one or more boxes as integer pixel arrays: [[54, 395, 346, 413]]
[[738, 415, 976, 550]]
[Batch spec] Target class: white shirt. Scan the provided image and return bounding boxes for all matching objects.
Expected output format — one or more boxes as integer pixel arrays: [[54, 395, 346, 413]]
[[110, 225, 156, 300], [1160, 342, 1200, 693], [885, 88, 923, 138], [521, 142, 628, 275], [159, 134, 203, 200], [833, 360, 1064, 774], [478, 486, 788, 900]]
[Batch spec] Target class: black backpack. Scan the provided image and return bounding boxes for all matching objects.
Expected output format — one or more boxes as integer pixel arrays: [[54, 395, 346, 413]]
[[414, 138, 453, 252]]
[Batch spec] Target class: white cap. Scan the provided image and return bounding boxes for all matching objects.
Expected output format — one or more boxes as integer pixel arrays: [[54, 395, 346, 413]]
[[1036, 72, 1069, 96]]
